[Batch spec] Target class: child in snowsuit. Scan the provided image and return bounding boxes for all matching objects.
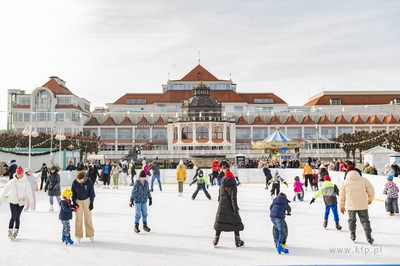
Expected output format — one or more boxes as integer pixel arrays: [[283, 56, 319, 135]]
[[293, 176, 304, 201], [312, 170, 319, 191], [267, 171, 288, 199], [270, 192, 291, 254], [310, 175, 342, 230], [130, 170, 152, 233], [190, 170, 211, 200], [60, 189, 78, 244], [383, 175, 399, 216], [24, 169, 38, 211]]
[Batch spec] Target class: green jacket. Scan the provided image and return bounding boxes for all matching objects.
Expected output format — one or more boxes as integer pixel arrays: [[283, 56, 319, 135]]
[[363, 165, 374, 175], [313, 181, 339, 205], [193, 170, 209, 186]]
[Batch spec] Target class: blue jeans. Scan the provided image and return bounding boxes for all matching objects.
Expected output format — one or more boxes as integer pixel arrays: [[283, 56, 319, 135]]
[[135, 203, 148, 223], [325, 205, 339, 222], [271, 217, 284, 243], [151, 175, 162, 189], [386, 197, 399, 213]]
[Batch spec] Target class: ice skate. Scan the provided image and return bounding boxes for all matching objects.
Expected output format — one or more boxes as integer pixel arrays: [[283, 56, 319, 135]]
[[323, 220, 328, 229], [8, 229, 13, 240], [300, 197, 303, 201], [143, 222, 151, 232], [62, 235, 67, 243], [65, 236, 74, 245], [89, 236, 94, 242], [115, 185, 118, 190], [276, 240, 289, 254], [160, 187, 162, 192], [12, 229, 18, 240], [49, 205, 54, 212], [335, 222, 342, 230], [235, 236, 244, 248], [293, 196, 296, 201], [213, 236, 219, 246], [134, 223, 140, 233], [366, 235, 374, 245], [350, 231, 356, 241], [150, 187, 154, 192]]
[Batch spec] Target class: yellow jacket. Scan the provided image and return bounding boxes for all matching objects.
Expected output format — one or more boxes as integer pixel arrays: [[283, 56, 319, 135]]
[[176, 165, 187, 182], [302, 164, 313, 176]]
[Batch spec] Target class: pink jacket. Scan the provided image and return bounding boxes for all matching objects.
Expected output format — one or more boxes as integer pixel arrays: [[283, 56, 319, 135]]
[[293, 180, 304, 193]]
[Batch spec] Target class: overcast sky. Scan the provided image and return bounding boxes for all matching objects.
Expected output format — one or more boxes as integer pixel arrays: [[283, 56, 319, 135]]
[[1, 0, 399, 130]]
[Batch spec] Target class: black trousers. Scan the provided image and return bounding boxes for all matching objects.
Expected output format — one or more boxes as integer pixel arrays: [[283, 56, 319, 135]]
[[211, 171, 219, 185], [40, 175, 47, 190], [9, 203, 24, 229], [216, 230, 240, 236], [348, 210, 372, 235], [103, 173, 110, 185], [271, 183, 280, 196], [192, 183, 211, 199], [304, 174, 313, 187]]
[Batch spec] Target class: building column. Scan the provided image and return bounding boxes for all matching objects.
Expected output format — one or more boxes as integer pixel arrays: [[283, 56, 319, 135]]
[[250, 126, 253, 142], [115, 127, 118, 151], [150, 127, 153, 143]]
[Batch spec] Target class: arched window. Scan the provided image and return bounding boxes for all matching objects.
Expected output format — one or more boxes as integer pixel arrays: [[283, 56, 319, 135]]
[[227, 127, 231, 140], [181, 126, 193, 140], [173, 127, 178, 140], [196, 126, 209, 139], [212, 126, 223, 139]]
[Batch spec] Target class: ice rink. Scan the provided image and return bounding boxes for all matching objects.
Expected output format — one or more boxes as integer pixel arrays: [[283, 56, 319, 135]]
[[0, 182, 399, 266]]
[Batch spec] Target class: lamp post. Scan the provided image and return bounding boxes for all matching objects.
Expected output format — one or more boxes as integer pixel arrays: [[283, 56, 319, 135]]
[[55, 130, 66, 169], [315, 124, 320, 161], [22, 124, 38, 169]]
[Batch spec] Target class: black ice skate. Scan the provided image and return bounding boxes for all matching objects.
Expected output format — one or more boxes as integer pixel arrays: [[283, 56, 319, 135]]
[[12, 229, 18, 240], [350, 230, 356, 241], [213, 236, 219, 246], [143, 222, 151, 232], [366, 235, 374, 245], [150, 187, 154, 192], [323, 220, 328, 228], [134, 223, 140, 233], [335, 222, 342, 230], [235, 236, 244, 248]]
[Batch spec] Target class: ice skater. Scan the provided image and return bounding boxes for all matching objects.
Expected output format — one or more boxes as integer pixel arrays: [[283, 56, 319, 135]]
[[190, 169, 211, 200], [270, 192, 291, 254], [59, 189, 78, 244], [267, 171, 288, 199], [45, 166, 61, 212], [24, 168, 38, 211], [230, 162, 241, 186], [176, 160, 187, 197], [293, 176, 304, 201], [149, 158, 162, 192], [383, 175, 399, 216], [130, 170, 152, 233]]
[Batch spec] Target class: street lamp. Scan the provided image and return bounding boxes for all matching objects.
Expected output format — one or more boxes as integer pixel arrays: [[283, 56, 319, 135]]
[[22, 124, 38, 169], [315, 124, 320, 161], [55, 130, 66, 169]]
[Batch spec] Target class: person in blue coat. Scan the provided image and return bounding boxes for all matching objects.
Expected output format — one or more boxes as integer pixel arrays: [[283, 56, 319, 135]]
[[270, 192, 291, 254], [59, 189, 78, 244], [130, 170, 152, 233]]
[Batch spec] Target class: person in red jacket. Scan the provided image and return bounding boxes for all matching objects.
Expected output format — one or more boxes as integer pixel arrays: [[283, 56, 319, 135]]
[[339, 159, 346, 172], [211, 158, 220, 186]]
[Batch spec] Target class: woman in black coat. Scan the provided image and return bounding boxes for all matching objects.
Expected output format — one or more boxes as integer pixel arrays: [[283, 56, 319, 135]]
[[213, 169, 244, 247], [88, 164, 100, 185], [36, 163, 48, 190]]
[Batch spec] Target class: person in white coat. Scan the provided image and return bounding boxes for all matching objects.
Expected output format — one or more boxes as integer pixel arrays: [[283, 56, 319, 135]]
[[24, 168, 38, 211], [0, 167, 34, 240]]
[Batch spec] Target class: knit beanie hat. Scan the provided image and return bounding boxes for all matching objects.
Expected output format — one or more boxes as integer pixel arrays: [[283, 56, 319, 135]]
[[387, 175, 394, 181], [294, 176, 299, 181], [324, 175, 331, 181], [139, 170, 147, 178], [16, 167, 24, 175], [347, 165, 356, 172], [225, 171, 234, 178]]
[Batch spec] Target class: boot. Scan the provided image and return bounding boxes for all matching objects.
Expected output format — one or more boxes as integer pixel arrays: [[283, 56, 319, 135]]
[[65, 235, 74, 245], [213, 236, 219, 246], [134, 223, 140, 233], [12, 229, 18, 240], [143, 222, 151, 232], [235, 235, 244, 248], [49, 205, 54, 212], [293, 196, 296, 201], [335, 222, 342, 230], [323, 220, 328, 228], [350, 230, 356, 241], [62, 235, 67, 242], [276, 240, 289, 254], [8, 229, 13, 240], [366, 235, 374, 245], [300, 197, 303, 201], [150, 187, 154, 192], [160, 187, 162, 192]]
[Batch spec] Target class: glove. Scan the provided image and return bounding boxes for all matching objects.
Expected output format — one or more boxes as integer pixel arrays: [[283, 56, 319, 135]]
[[89, 202, 94, 211], [73, 202, 79, 209], [73, 208, 78, 213], [207, 185, 209, 189], [310, 198, 315, 205], [129, 199, 134, 207], [286, 212, 291, 216], [149, 198, 152, 206], [286, 184, 289, 188]]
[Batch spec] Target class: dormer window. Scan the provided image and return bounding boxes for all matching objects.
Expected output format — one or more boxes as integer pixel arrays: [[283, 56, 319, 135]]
[[394, 98, 400, 104], [254, 99, 274, 103], [330, 99, 342, 105], [126, 99, 146, 104]]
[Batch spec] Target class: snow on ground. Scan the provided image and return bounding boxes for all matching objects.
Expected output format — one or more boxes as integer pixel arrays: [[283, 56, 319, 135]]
[[0, 182, 399, 266]]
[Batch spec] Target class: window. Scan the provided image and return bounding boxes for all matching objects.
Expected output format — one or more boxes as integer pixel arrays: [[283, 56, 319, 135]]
[[196, 126, 209, 139], [19, 97, 30, 105], [58, 97, 71, 105], [287, 128, 302, 139], [118, 129, 132, 140], [33, 112, 51, 122], [16, 128, 24, 134], [255, 107, 273, 112], [234, 106, 244, 112], [100, 129, 115, 140], [338, 127, 353, 135], [253, 128, 268, 139], [118, 145, 132, 151], [254, 99, 274, 103], [126, 107, 145, 112], [371, 127, 386, 132], [14, 112, 30, 122], [321, 127, 336, 139], [135, 129, 150, 139], [152, 129, 167, 139], [173, 127, 178, 140], [175, 106, 182, 112], [101, 145, 115, 151], [236, 128, 250, 139], [182, 126, 193, 139], [83, 129, 98, 136], [227, 127, 230, 140], [212, 126, 223, 139], [126, 99, 146, 104], [36, 90, 52, 110], [157, 106, 167, 113], [56, 113, 64, 122], [330, 99, 342, 105], [304, 128, 317, 139], [64, 128, 72, 135], [355, 128, 369, 132]]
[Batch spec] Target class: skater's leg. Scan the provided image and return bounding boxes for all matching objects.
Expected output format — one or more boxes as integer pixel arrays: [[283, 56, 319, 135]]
[[385, 198, 391, 212], [151, 175, 156, 189], [358, 210, 372, 236], [192, 185, 201, 199], [155, 175, 162, 189], [348, 210, 357, 232], [141, 203, 148, 223], [178, 182, 183, 193], [276, 186, 280, 196], [24, 197, 30, 211], [215, 230, 221, 237], [203, 185, 211, 199], [332, 205, 339, 223], [32, 192, 36, 210], [75, 199, 84, 238], [56, 196, 61, 205], [14, 205, 24, 229], [324, 205, 331, 221], [82, 198, 94, 237], [9, 203, 18, 229], [393, 198, 399, 214], [62, 220, 70, 237], [135, 203, 143, 224], [49, 196, 54, 205]]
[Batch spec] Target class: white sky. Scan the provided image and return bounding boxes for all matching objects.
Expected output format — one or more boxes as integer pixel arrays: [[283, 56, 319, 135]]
[[1, 0, 399, 130]]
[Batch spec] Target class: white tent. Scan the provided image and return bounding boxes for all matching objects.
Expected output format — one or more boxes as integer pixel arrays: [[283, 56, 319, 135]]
[[362, 146, 397, 175]]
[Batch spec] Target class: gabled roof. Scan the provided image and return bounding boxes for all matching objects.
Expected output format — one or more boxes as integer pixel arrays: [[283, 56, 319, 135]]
[[252, 116, 267, 125], [350, 115, 366, 124], [102, 116, 117, 126], [114, 93, 163, 105], [284, 116, 300, 125], [42, 78, 73, 95], [177, 65, 220, 82], [137, 116, 151, 126], [153, 116, 167, 126], [301, 115, 315, 125], [334, 115, 351, 124], [317, 115, 334, 124], [236, 116, 250, 125], [366, 115, 382, 124], [268, 116, 283, 125], [304, 91, 400, 106], [84, 117, 100, 126], [119, 116, 134, 126], [382, 115, 400, 124], [238, 93, 287, 104]]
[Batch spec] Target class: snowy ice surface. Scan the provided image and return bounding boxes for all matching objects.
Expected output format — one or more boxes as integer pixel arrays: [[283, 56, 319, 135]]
[[0, 183, 399, 266]]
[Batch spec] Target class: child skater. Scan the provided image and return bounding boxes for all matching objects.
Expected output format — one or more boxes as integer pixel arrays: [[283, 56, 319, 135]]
[[267, 171, 288, 200], [24, 169, 38, 211], [270, 192, 291, 254], [312, 169, 319, 191], [130, 170, 152, 233], [383, 175, 399, 216], [60, 189, 78, 244], [293, 176, 304, 201], [190, 169, 211, 200], [310, 175, 342, 230], [230, 162, 241, 186]]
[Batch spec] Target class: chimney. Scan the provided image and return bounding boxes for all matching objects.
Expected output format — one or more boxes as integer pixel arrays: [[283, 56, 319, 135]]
[[49, 76, 66, 87]]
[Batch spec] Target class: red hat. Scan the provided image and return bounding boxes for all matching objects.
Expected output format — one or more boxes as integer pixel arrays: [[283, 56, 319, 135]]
[[347, 165, 355, 172], [16, 167, 24, 175], [324, 175, 331, 181], [69, 161, 72, 164], [225, 171, 234, 178]]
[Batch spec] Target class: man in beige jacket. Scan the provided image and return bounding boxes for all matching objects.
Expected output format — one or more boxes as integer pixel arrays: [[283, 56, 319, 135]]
[[339, 169, 375, 244]]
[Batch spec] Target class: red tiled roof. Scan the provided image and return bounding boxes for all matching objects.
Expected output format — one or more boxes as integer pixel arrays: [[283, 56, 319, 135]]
[[84, 117, 100, 126], [252, 116, 267, 125], [238, 93, 287, 104], [301, 115, 315, 125], [102, 116, 117, 126], [178, 65, 220, 81], [350, 115, 366, 124], [366, 115, 382, 124], [42, 78, 73, 95], [13, 105, 30, 109], [268, 116, 283, 125], [137, 116, 151, 126], [55, 104, 85, 112], [334, 115, 351, 124], [114, 93, 163, 105], [382, 115, 400, 124], [236, 116, 250, 125], [284, 116, 300, 125], [317, 115, 334, 124], [304, 93, 400, 106], [153, 116, 167, 126], [119, 116, 134, 125]]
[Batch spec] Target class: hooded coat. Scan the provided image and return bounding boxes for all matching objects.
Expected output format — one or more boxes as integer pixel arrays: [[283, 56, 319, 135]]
[[45, 167, 61, 197], [339, 170, 375, 210], [214, 177, 244, 232]]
